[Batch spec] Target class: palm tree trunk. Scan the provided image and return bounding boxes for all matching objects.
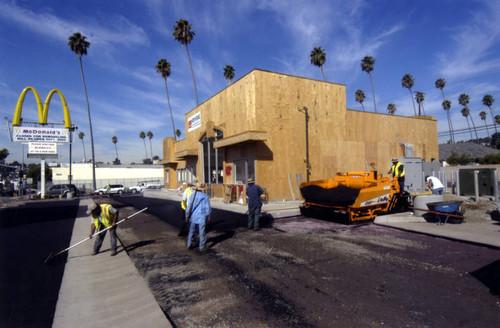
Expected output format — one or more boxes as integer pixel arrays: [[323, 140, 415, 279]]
[[484, 121, 490, 138], [79, 57, 96, 191], [361, 103, 365, 111], [143, 140, 148, 159], [469, 117, 479, 142], [114, 144, 118, 159], [81, 139, 87, 162], [369, 73, 377, 112], [441, 90, 454, 143], [446, 111, 454, 144], [489, 107, 498, 134], [465, 118, 473, 141], [320, 67, 326, 81], [409, 88, 416, 115], [164, 78, 176, 140], [149, 139, 153, 162], [185, 45, 199, 106]]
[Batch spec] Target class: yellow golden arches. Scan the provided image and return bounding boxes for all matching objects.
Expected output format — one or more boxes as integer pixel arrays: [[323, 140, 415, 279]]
[[12, 86, 72, 128]]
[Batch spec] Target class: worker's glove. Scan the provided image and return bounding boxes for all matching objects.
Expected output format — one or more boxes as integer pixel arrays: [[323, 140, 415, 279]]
[[89, 234, 93, 239]]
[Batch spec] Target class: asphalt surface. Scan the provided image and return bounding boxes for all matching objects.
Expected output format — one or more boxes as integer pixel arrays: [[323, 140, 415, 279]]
[[1, 192, 500, 327], [116, 193, 500, 327]]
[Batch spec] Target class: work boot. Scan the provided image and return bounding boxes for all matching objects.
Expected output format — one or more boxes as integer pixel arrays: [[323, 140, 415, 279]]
[[110, 250, 117, 256], [91, 250, 98, 256]]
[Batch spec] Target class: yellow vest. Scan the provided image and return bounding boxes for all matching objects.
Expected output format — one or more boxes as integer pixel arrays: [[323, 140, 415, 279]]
[[181, 187, 193, 210], [391, 162, 405, 178], [92, 204, 115, 228]]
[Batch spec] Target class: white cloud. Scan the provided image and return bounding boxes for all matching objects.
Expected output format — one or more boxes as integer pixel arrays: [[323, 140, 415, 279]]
[[438, 1, 500, 80]]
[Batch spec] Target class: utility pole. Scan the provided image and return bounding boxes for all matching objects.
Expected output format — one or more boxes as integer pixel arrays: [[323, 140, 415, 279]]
[[298, 106, 311, 182]]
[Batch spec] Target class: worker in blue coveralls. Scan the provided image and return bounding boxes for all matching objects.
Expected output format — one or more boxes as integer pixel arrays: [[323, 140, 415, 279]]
[[246, 178, 264, 231], [185, 182, 211, 251]]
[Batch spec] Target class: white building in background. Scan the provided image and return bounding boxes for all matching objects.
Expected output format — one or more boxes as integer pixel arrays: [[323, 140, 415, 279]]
[[51, 163, 165, 192]]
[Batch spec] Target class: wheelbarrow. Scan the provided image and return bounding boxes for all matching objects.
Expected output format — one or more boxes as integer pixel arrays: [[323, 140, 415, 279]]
[[425, 201, 463, 225]]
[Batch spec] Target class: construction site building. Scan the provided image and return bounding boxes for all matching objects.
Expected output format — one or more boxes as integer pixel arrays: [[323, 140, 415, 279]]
[[161, 69, 438, 201]]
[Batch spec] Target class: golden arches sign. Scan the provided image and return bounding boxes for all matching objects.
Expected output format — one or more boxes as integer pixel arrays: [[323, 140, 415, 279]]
[[12, 86, 72, 128]]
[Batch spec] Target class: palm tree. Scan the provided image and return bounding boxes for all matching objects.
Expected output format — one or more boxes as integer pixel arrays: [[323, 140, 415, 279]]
[[78, 131, 87, 162], [482, 94, 497, 134], [147, 131, 154, 162], [361, 56, 377, 112], [415, 91, 425, 115], [156, 58, 176, 140], [459, 93, 478, 141], [442, 100, 454, 143], [223, 65, 235, 84], [401, 74, 417, 115], [355, 89, 366, 111], [480, 111, 490, 137], [176, 129, 182, 138], [173, 19, 198, 106], [310, 47, 326, 81], [435, 78, 454, 143], [139, 131, 148, 159], [460, 107, 475, 141], [112, 136, 119, 160], [68, 32, 96, 190], [435, 78, 446, 99], [387, 103, 396, 115]]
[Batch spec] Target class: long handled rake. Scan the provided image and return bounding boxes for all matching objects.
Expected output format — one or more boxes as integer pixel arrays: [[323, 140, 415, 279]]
[[44, 207, 148, 264]]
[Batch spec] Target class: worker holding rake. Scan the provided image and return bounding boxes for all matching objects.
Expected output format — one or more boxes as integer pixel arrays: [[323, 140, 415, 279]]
[[87, 200, 119, 256]]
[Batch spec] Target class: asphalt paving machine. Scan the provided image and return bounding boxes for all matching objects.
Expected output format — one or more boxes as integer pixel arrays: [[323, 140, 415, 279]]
[[299, 170, 409, 223]]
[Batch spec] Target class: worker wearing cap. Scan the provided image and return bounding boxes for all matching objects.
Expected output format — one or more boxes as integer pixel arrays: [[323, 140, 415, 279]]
[[87, 200, 119, 256], [185, 182, 211, 251], [246, 178, 264, 231], [179, 182, 194, 236], [388, 158, 405, 193]]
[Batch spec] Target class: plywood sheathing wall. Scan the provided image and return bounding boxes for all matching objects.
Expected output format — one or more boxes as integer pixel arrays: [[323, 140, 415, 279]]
[[164, 69, 438, 200]]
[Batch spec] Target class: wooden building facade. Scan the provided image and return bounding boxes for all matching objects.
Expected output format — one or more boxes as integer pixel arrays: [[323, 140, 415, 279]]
[[161, 69, 438, 201]]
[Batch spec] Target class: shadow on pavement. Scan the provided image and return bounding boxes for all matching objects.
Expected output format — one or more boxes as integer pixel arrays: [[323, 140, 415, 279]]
[[470, 259, 500, 296]]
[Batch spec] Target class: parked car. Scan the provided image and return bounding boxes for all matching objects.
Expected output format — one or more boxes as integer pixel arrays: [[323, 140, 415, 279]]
[[129, 181, 163, 193], [46, 184, 80, 198], [107, 184, 126, 195], [94, 187, 107, 195]]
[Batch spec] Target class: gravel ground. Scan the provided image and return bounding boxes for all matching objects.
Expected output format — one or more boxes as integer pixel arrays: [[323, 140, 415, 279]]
[[116, 197, 500, 328]]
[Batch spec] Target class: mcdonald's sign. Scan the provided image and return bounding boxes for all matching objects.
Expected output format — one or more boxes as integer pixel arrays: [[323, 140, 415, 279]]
[[11, 86, 72, 143]]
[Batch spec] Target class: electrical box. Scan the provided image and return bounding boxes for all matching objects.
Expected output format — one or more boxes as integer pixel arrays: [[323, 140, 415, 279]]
[[459, 168, 497, 197], [401, 157, 423, 193]]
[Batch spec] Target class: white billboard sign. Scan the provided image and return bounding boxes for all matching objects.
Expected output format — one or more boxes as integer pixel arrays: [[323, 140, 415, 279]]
[[28, 142, 57, 155], [12, 126, 70, 143], [187, 112, 201, 132]]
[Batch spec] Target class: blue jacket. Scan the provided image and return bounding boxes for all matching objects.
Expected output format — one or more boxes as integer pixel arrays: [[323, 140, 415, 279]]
[[247, 183, 263, 208], [185, 190, 211, 224]]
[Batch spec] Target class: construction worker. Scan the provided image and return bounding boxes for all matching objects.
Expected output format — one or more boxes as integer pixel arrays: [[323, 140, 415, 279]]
[[179, 182, 194, 236], [87, 200, 119, 256], [426, 175, 444, 195], [388, 157, 405, 193], [185, 182, 211, 251]]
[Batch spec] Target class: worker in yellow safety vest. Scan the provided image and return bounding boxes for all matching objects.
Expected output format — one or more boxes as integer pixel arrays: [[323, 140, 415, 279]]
[[87, 200, 119, 256], [387, 157, 405, 193], [179, 183, 194, 236]]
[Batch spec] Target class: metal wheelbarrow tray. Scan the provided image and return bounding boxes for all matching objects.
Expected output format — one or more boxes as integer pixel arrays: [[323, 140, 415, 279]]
[[426, 201, 464, 225]]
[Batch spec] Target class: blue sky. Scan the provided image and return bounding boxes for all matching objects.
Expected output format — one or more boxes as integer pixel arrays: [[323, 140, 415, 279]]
[[1, 0, 499, 165]]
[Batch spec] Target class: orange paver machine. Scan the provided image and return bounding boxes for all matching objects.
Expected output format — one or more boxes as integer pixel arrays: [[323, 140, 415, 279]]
[[299, 170, 408, 223]]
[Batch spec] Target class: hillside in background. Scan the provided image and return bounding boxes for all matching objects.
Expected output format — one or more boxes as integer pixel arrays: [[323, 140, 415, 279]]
[[439, 142, 500, 161]]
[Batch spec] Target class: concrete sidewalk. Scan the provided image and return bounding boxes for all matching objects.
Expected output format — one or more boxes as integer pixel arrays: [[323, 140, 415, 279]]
[[374, 212, 500, 249], [52, 198, 171, 328]]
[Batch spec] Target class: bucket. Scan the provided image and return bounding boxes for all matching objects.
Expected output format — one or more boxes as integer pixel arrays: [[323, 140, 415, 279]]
[[66, 192, 73, 199], [414, 194, 443, 217]]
